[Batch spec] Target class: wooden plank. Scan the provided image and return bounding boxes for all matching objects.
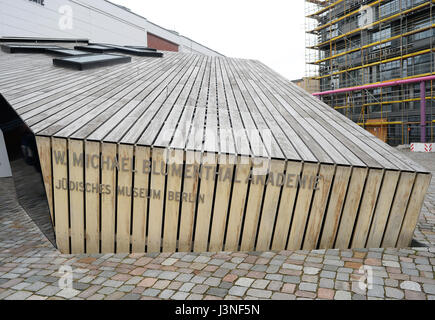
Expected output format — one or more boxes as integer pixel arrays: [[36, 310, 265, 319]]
[[35, 136, 54, 224], [209, 155, 236, 252], [240, 159, 269, 252], [131, 146, 151, 253], [271, 161, 303, 251], [147, 147, 167, 253], [397, 173, 432, 247], [101, 143, 117, 253], [178, 151, 201, 252], [193, 153, 217, 252], [287, 163, 320, 250], [366, 171, 401, 248], [256, 159, 286, 251], [84, 141, 100, 254], [162, 149, 184, 252], [334, 167, 369, 249], [382, 172, 416, 248], [68, 139, 85, 254], [351, 169, 384, 249], [303, 164, 335, 250], [51, 138, 69, 253], [116, 144, 134, 253], [224, 156, 252, 252], [319, 166, 352, 249]]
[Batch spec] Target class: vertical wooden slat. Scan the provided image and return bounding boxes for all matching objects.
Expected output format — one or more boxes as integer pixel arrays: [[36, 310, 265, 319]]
[[193, 153, 217, 252], [319, 166, 352, 249], [271, 161, 302, 251], [84, 141, 100, 254], [116, 144, 134, 253], [163, 149, 184, 252], [351, 169, 384, 249], [209, 155, 236, 252], [256, 159, 286, 251], [101, 143, 117, 253], [224, 156, 251, 252], [148, 147, 167, 253], [303, 164, 335, 250], [131, 146, 150, 253], [35, 136, 54, 224], [69, 139, 85, 254], [240, 159, 269, 252], [382, 172, 416, 248], [366, 170, 400, 248], [335, 167, 368, 249], [51, 137, 69, 253], [178, 151, 200, 252], [397, 173, 432, 248], [287, 163, 320, 250]]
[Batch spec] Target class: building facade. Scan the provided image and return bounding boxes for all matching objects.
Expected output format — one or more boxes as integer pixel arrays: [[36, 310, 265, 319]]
[[305, 0, 434, 145], [0, 0, 223, 56]]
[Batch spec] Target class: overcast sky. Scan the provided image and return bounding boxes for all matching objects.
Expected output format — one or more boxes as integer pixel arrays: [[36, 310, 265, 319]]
[[110, 0, 306, 80]]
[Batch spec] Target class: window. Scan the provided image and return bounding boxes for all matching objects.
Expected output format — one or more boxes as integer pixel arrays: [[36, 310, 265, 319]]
[[53, 54, 132, 71]]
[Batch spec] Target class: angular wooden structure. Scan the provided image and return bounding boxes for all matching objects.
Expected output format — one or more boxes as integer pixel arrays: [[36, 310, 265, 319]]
[[0, 46, 431, 254]]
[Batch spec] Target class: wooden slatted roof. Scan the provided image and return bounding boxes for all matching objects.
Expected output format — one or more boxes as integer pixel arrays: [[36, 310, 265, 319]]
[[0, 47, 428, 173]]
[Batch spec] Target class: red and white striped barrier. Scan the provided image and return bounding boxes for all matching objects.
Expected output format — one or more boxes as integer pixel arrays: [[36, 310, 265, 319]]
[[410, 143, 434, 153]]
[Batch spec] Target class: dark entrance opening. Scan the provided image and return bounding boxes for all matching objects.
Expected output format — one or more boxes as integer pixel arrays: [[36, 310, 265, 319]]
[[0, 94, 56, 247]]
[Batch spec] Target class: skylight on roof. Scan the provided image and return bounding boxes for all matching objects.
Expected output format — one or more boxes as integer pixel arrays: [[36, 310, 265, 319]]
[[125, 46, 157, 52], [100, 45, 163, 57], [74, 45, 115, 53], [1, 44, 61, 54], [45, 48, 90, 56], [53, 54, 131, 71]]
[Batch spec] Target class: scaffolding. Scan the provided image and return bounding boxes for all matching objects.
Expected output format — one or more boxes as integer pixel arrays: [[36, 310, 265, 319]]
[[305, 0, 435, 145]]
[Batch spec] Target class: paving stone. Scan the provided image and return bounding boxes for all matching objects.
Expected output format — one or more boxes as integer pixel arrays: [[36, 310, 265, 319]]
[[265, 274, 283, 281], [367, 285, 384, 298], [158, 271, 179, 280], [281, 283, 296, 294], [179, 283, 195, 292], [247, 288, 272, 299], [36, 286, 61, 296], [207, 287, 227, 297], [161, 258, 178, 266], [56, 288, 80, 299], [191, 284, 209, 294], [299, 282, 317, 292], [319, 278, 334, 289], [334, 291, 352, 300], [271, 292, 296, 300], [283, 276, 301, 284], [303, 267, 320, 275], [4, 291, 33, 300], [317, 288, 334, 300], [400, 281, 422, 292], [405, 290, 426, 300], [385, 287, 405, 299], [252, 279, 270, 289], [121, 293, 141, 300], [235, 277, 255, 287], [423, 284, 435, 295], [171, 291, 190, 300], [320, 271, 336, 279], [204, 277, 221, 287], [228, 286, 247, 297]]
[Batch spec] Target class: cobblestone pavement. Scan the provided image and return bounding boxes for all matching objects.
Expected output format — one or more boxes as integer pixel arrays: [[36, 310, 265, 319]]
[[0, 151, 434, 300]]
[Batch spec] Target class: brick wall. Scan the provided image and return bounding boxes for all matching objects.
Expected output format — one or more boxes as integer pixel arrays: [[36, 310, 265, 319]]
[[147, 32, 179, 52]]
